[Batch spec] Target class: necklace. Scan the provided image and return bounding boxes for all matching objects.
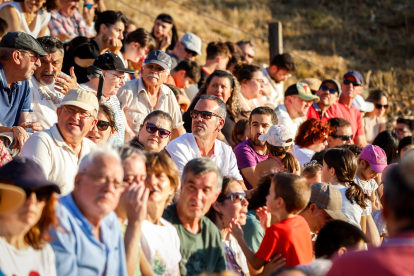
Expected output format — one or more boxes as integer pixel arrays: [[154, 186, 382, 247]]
[[24, 13, 35, 24]]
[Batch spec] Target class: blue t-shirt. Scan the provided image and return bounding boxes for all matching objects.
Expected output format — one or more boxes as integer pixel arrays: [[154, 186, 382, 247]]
[[0, 63, 31, 127]]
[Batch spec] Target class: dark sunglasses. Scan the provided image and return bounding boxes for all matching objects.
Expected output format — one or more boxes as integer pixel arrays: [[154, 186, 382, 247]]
[[181, 42, 197, 57], [190, 110, 222, 120], [97, 120, 111, 131], [85, 3, 94, 9], [144, 122, 171, 139], [343, 79, 361, 86], [320, 85, 338, 94], [217, 192, 246, 203], [375, 104, 388, 109], [23, 188, 52, 202], [330, 134, 353, 141]]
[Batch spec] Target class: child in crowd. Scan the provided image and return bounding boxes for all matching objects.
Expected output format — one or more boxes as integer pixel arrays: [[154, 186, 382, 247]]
[[302, 160, 322, 186], [231, 119, 249, 148], [231, 173, 312, 269]]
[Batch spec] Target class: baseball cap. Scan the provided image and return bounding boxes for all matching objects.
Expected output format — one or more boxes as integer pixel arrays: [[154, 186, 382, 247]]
[[353, 94, 375, 112], [343, 71, 364, 85], [180, 33, 202, 56], [144, 50, 172, 71], [360, 145, 388, 173], [321, 79, 342, 97], [0, 183, 25, 214], [60, 88, 99, 113], [259, 125, 294, 147], [310, 183, 349, 222], [0, 157, 61, 194], [93, 53, 136, 74], [300, 78, 322, 93], [0, 31, 47, 56], [285, 82, 320, 103]]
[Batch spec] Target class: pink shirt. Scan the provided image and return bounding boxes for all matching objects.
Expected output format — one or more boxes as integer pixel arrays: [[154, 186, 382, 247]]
[[326, 101, 364, 140]]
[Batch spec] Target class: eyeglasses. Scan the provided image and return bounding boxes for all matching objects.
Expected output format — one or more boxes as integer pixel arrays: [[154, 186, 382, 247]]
[[97, 120, 111, 131], [145, 63, 166, 72], [320, 85, 338, 94], [18, 50, 39, 63], [217, 192, 247, 203], [106, 72, 125, 81], [144, 122, 171, 139], [63, 106, 94, 119], [253, 78, 265, 84], [343, 79, 361, 87], [190, 110, 222, 120], [81, 172, 126, 190], [375, 104, 388, 109], [330, 134, 353, 141], [23, 188, 52, 202], [395, 128, 411, 134]]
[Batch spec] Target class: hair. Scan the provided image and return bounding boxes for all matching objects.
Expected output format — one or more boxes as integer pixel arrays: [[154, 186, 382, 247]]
[[366, 89, 388, 104], [206, 41, 231, 60], [145, 152, 179, 205], [310, 148, 328, 166], [398, 136, 414, 159], [94, 11, 128, 34], [327, 118, 351, 136], [231, 118, 249, 147], [323, 149, 367, 208], [315, 220, 369, 258], [173, 60, 201, 83], [99, 104, 118, 132], [123, 28, 156, 53], [248, 173, 276, 210], [36, 36, 64, 57], [78, 144, 121, 173], [225, 42, 244, 56], [0, 47, 15, 62], [271, 173, 310, 214], [372, 130, 398, 164], [118, 145, 146, 163], [396, 117, 414, 132], [295, 118, 329, 148], [249, 106, 278, 125], [151, 13, 178, 52], [14, 0, 59, 12], [302, 161, 322, 179], [336, 144, 363, 158], [142, 110, 173, 131], [236, 40, 257, 50], [233, 63, 261, 84], [198, 95, 227, 120], [270, 53, 296, 72], [266, 143, 298, 173], [226, 54, 246, 73], [182, 158, 223, 192], [0, 18, 9, 38]]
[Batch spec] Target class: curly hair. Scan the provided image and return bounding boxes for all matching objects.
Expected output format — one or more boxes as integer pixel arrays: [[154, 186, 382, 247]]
[[295, 118, 329, 148]]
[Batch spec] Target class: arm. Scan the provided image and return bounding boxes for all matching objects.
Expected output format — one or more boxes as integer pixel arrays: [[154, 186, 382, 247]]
[[355, 135, 367, 147], [241, 166, 256, 188], [139, 249, 154, 276], [171, 125, 185, 140], [0, 5, 21, 32], [365, 214, 381, 247], [123, 111, 136, 143], [38, 24, 48, 37], [74, 57, 96, 68]]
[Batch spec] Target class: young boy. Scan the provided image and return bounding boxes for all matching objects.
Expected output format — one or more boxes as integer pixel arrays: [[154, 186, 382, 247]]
[[166, 60, 200, 89], [232, 173, 312, 269]]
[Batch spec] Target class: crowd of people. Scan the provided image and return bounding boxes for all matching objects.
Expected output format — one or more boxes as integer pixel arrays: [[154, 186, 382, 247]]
[[0, 1, 413, 276]]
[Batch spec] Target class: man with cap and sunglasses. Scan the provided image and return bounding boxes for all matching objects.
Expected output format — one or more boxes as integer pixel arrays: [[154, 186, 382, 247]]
[[0, 31, 47, 151], [21, 88, 98, 196], [307, 79, 342, 122], [118, 50, 185, 139], [167, 32, 202, 70]]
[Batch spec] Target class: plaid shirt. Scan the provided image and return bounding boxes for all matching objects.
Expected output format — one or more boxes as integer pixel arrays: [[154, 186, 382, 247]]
[[48, 9, 91, 39]]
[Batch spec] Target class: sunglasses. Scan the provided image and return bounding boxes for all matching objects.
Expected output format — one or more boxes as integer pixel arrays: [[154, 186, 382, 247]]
[[375, 104, 388, 109], [181, 42, 197, 57], [85, 3, 94, 9], [320, 85, 338, 94], [23, 188, 52, 202], [144, 122, 171, 139], [217, 192, 246, 203], [343, 79, 361, 86], [18, 50, 39, 63], [190, 110, 222, 120], [97, 120, 111, 131], [395, 128, 411, 134], [330, 134, 353, 141]]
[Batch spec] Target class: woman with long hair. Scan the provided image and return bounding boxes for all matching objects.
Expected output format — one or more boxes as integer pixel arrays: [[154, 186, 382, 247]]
[[372, 130, 398, 164], [86, 104, 117, 145], [151, 13, 178, 52], [364, 90, 388, 144], [233, 64, 264, 111]]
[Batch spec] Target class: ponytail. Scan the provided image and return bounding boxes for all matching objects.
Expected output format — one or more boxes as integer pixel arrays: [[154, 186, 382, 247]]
[[282, 152, 300, 174], [345, 181, 368, 209]]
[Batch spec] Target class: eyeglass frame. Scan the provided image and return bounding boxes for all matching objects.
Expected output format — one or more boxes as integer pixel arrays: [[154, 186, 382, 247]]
[[96, 120, 112, 131], [343, 79, 362, 87], [18, 50, 40, 63], [142, 122, 171, 139], [190, 110, 222, 120], [106, 71, 126, 81], [375, 104, 388, 109], [320, 84, 338, 94], [62, 105, 95, 119], [144, 63, 167, 72], [80, 172, 127, 190], [217, 192, 247, 203], [330, 134, 354, 141]]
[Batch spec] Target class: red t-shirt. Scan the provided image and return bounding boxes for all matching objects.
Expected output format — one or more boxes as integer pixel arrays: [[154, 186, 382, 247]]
[[255, 215, 313, 266], [307, 104, 329, 122], [326, 101, 364, 138], [326, 231, 414, 276]]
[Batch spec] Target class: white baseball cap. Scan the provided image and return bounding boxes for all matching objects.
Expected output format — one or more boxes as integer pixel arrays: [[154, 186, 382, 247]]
[[258, 125, 293, 147], [180, 33, 202, 56], [353, 94, 374, 112]]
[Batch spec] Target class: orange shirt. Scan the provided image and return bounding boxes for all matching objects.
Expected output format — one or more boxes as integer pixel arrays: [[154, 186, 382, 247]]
[[255, 215, 313, 266]]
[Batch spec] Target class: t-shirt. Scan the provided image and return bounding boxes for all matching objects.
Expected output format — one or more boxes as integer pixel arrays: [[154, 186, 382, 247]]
[[233, 139, 269, 189], [354, 176, 379, 214], [241, 210, 265, 253], [292, 144, 315, 167], [0, 238, 57, 276], [162, 204, 226, 276], [141, 218, 182, 276], [275, 104, 305, 140], [326, 101, 364, 142], [103, 95, 125, 146], [372, 210, 388, 238], [297, 258, 333, 276], [333, 185, 366, 228], [255, 216, 313, 267], [223, 235, 249, 276], [306, 102, 330, 122]]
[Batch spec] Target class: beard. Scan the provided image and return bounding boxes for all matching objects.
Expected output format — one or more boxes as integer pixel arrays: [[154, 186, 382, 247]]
[[250, 134, 265, 147], [40, 72, 55, 85], [192, 121, 209, 138]]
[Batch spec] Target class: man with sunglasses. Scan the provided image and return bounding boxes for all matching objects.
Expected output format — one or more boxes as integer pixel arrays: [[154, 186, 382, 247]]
[[0, 32, 47, 151], [166, 95, 244, 185], [326, 118, 353, 149], [167, 32, 202, 70], [395, 117, 414, 141], [307, 79, 342, 122]]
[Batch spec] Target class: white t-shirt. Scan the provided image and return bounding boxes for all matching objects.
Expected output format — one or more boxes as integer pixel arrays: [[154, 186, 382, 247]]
[[0, 238, 57, 276], [165, 133, 243, 181], [292, 144, 315, 167], [223, 235, 249, 276], [141, 218, 181, 276], [275, 104, 305, 140], [354, 176, 379, 214], [333, 185, 365, 228], [261, 65, 284, 108]]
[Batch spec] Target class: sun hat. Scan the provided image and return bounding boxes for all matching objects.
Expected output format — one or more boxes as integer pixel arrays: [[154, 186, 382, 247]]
[[258, 125, 294, 147]]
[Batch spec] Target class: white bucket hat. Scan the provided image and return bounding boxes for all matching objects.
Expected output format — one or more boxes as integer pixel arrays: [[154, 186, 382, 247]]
[[258, 125, 293, 147]]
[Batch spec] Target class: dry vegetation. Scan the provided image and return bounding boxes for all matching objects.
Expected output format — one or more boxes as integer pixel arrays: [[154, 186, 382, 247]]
[[107, 0, 414, 122]]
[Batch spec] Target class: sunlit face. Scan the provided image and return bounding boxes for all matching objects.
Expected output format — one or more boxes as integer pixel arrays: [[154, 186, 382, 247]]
[[34, 51, 63, 85], [249, 114, 272, 147], [146, 168, 174, 205], [102, 21, 125, 40], [87, 111, 114, 145], [306, 204, 333, 234], [18, 49, 41, 81], [142, 63, 169, 88], [24, 0, 45, 13], [316, 81, 339, 107], [395, 123, 412, 141], [290, 95, 313, 117], [270, 67, 291, 83], [359, 160, 379, 181], [242, 71, 264, 99], [206, 76, 233, 103], [372, 96, 388, 117], [153, 19, 172, 38], [215, 180, 248, 226], [60, 0, 79, 17], [310, 137, 328, 152], [266, 180, 280, 215], [173, 70, 194, 89], [103, 70, 125, 97], [321, 160, 332, 183], [124, 43, 150, 64], [400, 144, 414, 159], [327, 126, 353, 149], [138, 116, 172, 152], [341, 75, 363, 100], [192, 100, 224, 139], [57, 105, 97, 142], [239, 44, 254, 64]]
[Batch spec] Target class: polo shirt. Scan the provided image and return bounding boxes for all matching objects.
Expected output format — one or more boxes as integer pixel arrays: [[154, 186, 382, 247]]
[[50, 193, 127, 276], [165, 133, 243, 181], [326, 101, 364, 140], [0, 63, 31, 127], [307, 102, 330, 122], [275, 104, 305, 140], [117, 77, 184, 134], [20, 123, 96, 196]]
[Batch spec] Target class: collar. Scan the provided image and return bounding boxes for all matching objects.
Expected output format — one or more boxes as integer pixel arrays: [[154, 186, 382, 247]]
[[137, 77, 170, 96], [190, 133, 218, 157], [61, 193, 95, 233], [313, 102, 321, 112]]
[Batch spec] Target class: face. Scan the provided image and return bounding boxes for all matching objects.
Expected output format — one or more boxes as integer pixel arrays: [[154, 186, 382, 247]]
[[86, 111, 114, 145], [103, 70, 124, 97], [125, 43, 150, 64], [138, 116, 172, 152], [192, 100, 224, 139], [215, 181, 248, 226], [311, 137, 328, 152], [249, 114, 272, 147], [57, 105, 97, 142], [173, 70, 194, 89], [305, 204, 333, 234], [321, 160, 333, 183], [266, 180, 280, 215], [242, 71, 264, 99], [237, 124, 250, 142], [206, 76, 233, 103], [17, 50, 41, 81], [341, 75, 363, 100], [270, 67, 291, 83], [146, 168, 174, 205], [34, 51, 63, 86], [395, 123, 412, 141], [327, 126, 353, 149], [82, 0, 97, 21], [239, 44, 254, 64], [372, 96, 388, 117], [142, 63, 169, 88], [290, 95, 313, 117], [316, 82, 339, 107], [359, 161, 378, 181], [400, 144, 414, 159], [306, 171, 321, 186], [103, 21, 125, 40], [24, 0, 45, 13], [153, 19, 172, 38], [180, 171, 219, 219], [60, 0, 79, 17]]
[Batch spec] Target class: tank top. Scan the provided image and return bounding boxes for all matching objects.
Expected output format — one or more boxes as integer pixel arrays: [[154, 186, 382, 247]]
[[268, 155, 283, 169]]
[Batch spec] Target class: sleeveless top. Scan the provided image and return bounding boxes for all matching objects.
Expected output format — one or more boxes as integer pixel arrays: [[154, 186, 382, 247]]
[[268, 155, 283, 169], [0, 2, 51, 38]]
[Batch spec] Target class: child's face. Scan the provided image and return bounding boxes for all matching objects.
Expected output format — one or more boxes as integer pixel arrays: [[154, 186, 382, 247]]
[[321, 160, 332, 183], [266, 180, 279, 214], [359, 160, 379, 181], [306, 171, 322, 186]]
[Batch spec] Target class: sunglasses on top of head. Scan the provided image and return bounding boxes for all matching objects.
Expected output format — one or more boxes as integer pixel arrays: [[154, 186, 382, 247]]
[[343, 79, 361, 87], [144, 122, 171, 139], [190, 110, 222, 120]]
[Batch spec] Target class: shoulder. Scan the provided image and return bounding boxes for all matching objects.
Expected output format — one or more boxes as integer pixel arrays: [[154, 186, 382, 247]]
[[122, 78, 141, 91], [28, 129, 53, 143], [0, 2, 18, 13], [50, 10, 61, 19], [216, 139, 233, 153], [201, 216, 221, 236], [168, 133, 191, 147], [233, 140, 251, 154], [82, 137, 97, 149], [162, 203, 178, 222]]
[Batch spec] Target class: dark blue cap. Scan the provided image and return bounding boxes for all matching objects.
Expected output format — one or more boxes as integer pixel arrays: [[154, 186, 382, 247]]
[[344, 71, 364, 85], [144, 50, 172, 71], [0, 157, 61, 194]]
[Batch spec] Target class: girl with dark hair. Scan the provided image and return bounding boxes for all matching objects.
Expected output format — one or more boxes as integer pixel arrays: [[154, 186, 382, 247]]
[[151, 13, 178, 52], [398, 136, 414, 160], [233, 63, 264, 111], [231, 119, 250, 148], [364, 90, 388, 144], [372, 130, 398, 164]]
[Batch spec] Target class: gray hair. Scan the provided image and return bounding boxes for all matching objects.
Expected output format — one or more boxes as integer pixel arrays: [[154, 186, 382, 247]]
[[36, 36, 64, 58], [182, 158, 223, 192], [198, 95, 227, 120], [118, 146, 146, 163], [78, 144, 121, 173], [236, 39, 256, 50]]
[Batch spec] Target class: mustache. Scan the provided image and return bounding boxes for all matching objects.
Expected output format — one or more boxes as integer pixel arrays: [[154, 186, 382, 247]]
[[147, 73, 159, 80], [192, 122, 206, 128], [42, 72, 55, 77]]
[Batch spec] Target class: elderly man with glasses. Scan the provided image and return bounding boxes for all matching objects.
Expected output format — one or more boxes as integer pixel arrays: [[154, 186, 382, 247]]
[[118, 50, 185, 140], [21, 88, 98, 196], [0, 32, 47, 151]]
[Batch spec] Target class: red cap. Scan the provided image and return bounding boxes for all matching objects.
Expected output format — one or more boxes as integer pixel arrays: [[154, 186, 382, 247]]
[[360, 145, 388, 173]]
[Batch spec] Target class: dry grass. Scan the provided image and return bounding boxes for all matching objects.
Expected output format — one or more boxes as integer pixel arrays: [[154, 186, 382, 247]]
[[107, 0, 414, 121]]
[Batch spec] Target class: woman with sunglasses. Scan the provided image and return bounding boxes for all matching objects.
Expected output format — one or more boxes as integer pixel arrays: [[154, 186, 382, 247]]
[[87, 104, 117, 146], [364, 90, 388, 144], [206, 176, 250, 276], [0, 157, 61, 276]]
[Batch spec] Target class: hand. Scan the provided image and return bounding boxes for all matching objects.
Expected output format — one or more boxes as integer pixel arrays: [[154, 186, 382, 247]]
[[160, 34, 172, 52], [261, 254, 286, 276], [108, 38, 123, 55], [11, 126, 29, 152], [20, 122, 43, 133], [256, 206, 271, 231], [124, 184, 150, 224], [229, 218, 244, 242], [55, 67, 78, 95]]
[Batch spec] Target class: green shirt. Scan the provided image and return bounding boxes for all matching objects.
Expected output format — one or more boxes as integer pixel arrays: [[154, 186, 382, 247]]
[[163, 203, 226, 276], [241, 210, 265, 253]]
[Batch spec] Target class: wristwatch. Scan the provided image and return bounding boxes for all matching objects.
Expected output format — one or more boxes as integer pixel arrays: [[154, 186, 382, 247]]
[[10, 126, 14, 132]]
